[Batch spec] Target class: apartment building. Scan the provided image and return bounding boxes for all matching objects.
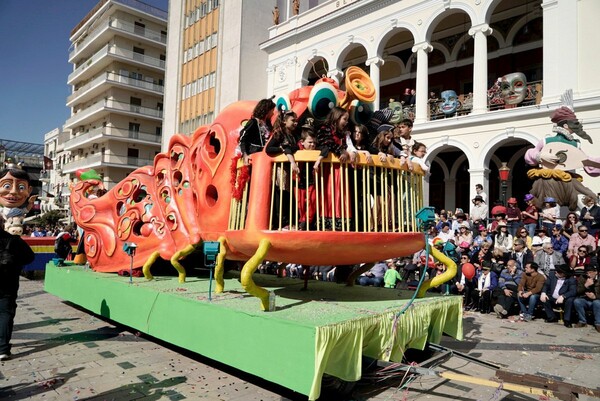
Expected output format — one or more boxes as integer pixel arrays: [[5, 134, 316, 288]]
[[62, 0, 167, 189], [260, 0, 600, 211], [162, 0, 272, 146], [41, 128, 72, 213]]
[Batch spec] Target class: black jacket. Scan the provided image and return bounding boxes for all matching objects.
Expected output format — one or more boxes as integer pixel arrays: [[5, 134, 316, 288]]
[[0, 231, 35, 297]]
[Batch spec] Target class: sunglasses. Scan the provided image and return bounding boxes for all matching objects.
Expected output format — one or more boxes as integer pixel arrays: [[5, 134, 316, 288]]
[[580, 229, 588, 232], [579, 249, 587, 253]]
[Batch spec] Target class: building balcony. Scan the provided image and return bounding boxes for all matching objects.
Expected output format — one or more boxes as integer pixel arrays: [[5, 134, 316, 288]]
[[62, 153, 155, 174], [68, 44, 165, 85], [64, 126, 161, 151], [69, 17, 166, 64], [65, 99, 163, 129], [67, 71, 164, 107]]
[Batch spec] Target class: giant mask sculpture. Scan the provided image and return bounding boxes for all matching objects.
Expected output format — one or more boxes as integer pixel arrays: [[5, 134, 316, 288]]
[[500, 72, 527, 105], [440, 90, 459, 115]]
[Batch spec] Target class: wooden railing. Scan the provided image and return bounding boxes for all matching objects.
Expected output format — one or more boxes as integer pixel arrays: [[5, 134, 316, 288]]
[[229, 151, 425, 233]]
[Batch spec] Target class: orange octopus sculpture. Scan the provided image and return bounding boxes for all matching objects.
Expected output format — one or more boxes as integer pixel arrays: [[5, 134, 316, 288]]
[[70, 67, 454, 310]]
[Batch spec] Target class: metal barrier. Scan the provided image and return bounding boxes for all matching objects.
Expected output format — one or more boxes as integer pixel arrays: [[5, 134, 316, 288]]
[[229, 150, 425, 233]]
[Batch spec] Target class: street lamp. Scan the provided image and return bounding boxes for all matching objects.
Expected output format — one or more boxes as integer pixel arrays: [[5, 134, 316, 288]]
[[499, 162, 510, 206]]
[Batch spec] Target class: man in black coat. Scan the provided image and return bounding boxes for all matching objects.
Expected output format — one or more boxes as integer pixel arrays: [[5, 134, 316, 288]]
[[510, 239, 533, 271], [540, 264, 577, 327]]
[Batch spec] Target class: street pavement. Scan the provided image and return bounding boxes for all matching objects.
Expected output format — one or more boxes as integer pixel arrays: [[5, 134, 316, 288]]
[[2, 277, 600, 401]]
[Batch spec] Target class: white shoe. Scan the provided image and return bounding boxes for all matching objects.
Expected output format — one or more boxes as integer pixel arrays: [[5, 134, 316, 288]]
[[0, 354, 11, 361]]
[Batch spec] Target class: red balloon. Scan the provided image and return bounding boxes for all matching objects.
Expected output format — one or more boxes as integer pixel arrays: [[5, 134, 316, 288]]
[[462, 263, 475, 280]]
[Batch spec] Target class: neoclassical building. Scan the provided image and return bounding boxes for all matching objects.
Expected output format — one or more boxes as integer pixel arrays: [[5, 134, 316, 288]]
[[261, 0, 600, 212]]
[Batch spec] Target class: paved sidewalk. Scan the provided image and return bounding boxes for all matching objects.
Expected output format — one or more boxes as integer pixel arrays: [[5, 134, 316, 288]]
[[0, 277, 294, 401], [2, 277, 600, 401]]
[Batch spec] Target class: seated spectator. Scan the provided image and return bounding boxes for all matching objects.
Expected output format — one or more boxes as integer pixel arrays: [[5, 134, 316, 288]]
[[569, 246, 592, 275], [457, 241, 472, 259], [455, 223, 473, 248], [437, 222, 454, 243], [573, 265, 600, 332], [451, 212, 469, 233], [358, 262, 387, 287], [551, 225, 569, 255], [471, 261, 498, 313], [451, 255, 473, 301], [568, 225, 597, 259], [473, 226, 492, 249], [563, 212, 581, 240], [490, 248, 506, 275], [494, 259, 522, 318], [487, 209, 507, 233], [384, 259, 402, 289], [533, 227, 551, 248], [515, 227, 533, 250], [517, 262, 546, 321], [534, 243, 566, 277], [493, 222, 513, 255], [510, 238, 533, 272], [540, 264, 577, 327]]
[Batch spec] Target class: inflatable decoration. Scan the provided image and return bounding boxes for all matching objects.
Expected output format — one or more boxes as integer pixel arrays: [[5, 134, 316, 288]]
[[440, 90, 459, 116], [524, 89, 600, 209], [500, 72, 527, 105], [70, 67, 453, 310], [461, 262, 475, 280]]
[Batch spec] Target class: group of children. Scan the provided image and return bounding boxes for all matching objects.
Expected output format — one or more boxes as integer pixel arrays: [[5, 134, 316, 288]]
[[237, 98, 428, 230]]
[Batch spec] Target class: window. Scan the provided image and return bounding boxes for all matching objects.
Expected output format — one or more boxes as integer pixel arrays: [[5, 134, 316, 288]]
[[130, 97, 142, 112], [133, 46, 145, 62], [157, 102, 163, 111], [129, 122, 140, 139], [155, 127, 162, 137], [134, 22, 145, 35]]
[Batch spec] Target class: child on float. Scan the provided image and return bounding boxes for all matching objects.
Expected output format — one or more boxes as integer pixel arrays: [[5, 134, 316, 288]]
[[372, 124, 413, 231], [383, 259, 403, 289], [238, 98, 276, 166], [266, 110, 300, 229], [296, 123, 318, 230], [314, 107, 353, 230], [409, 141, 429, 172], [350, 124, 377, 231]]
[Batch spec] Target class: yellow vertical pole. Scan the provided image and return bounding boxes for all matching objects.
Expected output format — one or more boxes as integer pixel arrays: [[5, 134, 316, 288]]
[[330, 162, 335, 231], [354, 166, 358, 232], [269, 163, 276, 230]]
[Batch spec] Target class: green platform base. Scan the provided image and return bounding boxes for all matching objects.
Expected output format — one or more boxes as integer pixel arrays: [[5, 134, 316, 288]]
[[45, 263, 463, 400]]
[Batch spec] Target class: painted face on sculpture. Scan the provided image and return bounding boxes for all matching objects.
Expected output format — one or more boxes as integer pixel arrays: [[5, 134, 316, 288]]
[[500, 72, 527, 105], [389, 100, 403, 124], [440, 90, 458, 115], [0, 172, 32, 208]]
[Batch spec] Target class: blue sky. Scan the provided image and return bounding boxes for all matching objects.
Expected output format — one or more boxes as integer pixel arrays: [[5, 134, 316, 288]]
[[0, 0, 168, 145]]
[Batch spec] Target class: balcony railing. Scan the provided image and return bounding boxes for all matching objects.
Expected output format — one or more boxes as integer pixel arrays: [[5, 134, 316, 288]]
[[391, 80, 544, 122], [66, 98, 163, 128], [68, 72, 164, 104], [62, 153, 155, 172], [68, 44, 165, 82], [229, 151, 424, 233], [64, 126, 161, 150], [70, 17, 166, 60]]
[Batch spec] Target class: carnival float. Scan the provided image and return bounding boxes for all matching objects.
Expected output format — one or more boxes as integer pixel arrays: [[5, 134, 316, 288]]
[[44, 67, 462, 400]]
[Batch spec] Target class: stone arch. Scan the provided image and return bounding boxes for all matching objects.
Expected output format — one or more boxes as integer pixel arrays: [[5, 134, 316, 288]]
[[449, 153, 469, 178], [425, 138, 476, 171], [376, 24, 418, 56], [478, 130, 538, 167], [300, 54, 330, 85], [430, 42, 451, 64], [449, 32, 473, 61], [381, 55, 405, 80], [335, 39, 371, 68], [423, 4, 478, 43], [483, 0, 509, 25]]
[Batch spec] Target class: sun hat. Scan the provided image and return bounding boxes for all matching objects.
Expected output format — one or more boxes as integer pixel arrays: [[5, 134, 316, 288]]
[[524, 194, 535, 202], [544, 197, 556, 203], [472, 195, 484, 203], [507, 197, 518, 204], [459, 241, 470, 249]]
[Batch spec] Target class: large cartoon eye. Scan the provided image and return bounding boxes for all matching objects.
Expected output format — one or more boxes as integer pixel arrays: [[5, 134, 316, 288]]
[[275, 94, 292, 114], [308, 82, 339, 120], [349, 99, 373, 126]]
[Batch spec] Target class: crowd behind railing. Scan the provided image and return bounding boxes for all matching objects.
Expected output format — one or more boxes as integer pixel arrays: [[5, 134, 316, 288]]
[[230, 101, 426, 233]]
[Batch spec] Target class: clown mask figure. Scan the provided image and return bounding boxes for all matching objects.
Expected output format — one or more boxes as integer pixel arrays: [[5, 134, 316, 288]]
[[440, 90, 459, 115], [500, 72, 527, 105], [0, 171, 34, 235]]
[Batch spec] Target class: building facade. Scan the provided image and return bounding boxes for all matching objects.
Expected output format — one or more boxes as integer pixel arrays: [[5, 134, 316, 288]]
[[162, 0, 272, 146], [260, 0, 600, 212], [62, 0, 168, 189]]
